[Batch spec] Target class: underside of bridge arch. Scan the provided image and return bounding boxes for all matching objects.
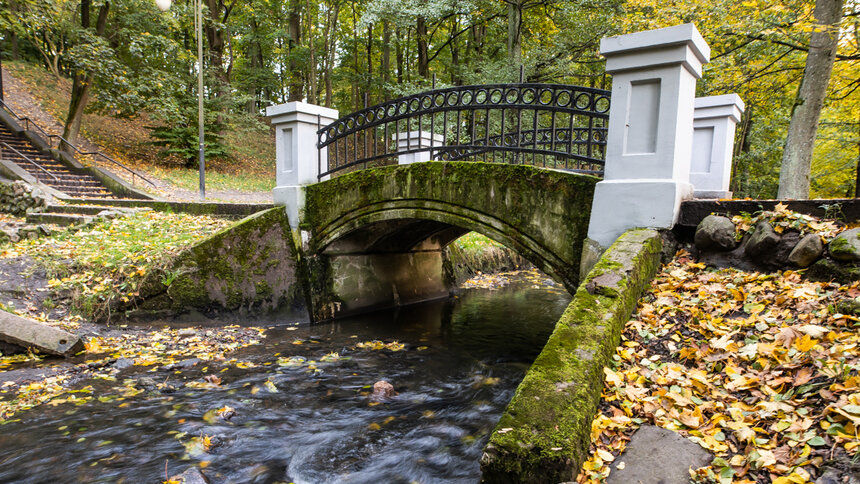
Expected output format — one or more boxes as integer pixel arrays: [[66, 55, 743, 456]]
[[300, 162, 597, 320]]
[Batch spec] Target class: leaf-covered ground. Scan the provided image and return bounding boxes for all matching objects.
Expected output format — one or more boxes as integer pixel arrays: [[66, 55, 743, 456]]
[[578, 253, 860, 483], [0, 211, 231, 322]]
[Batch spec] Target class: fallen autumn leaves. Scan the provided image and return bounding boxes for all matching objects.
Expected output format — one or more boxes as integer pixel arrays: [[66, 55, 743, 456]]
[[578, 251, 860, 483], [0, 325, 265, 422]]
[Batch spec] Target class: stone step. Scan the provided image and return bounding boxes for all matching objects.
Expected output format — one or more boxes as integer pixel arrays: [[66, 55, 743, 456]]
[[25, 212, 94, 227], [42, 204, 116, 215]]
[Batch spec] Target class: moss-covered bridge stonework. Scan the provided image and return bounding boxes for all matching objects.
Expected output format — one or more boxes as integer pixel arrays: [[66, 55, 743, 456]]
[[301, 162, 598, 319]]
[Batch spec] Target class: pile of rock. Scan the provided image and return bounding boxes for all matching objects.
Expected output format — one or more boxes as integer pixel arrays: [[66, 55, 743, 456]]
[[694, 214, 859, 282], [0, 180, 49, 216], [0, 222, 52, 243]]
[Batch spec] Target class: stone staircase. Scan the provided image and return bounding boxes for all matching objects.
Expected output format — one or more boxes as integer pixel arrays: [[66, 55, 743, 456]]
[[0, 123, 114, 198], [25, 203, 142, 227]]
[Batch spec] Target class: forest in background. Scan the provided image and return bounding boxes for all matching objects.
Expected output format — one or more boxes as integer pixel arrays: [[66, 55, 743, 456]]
[[0, 0, 857, 198]]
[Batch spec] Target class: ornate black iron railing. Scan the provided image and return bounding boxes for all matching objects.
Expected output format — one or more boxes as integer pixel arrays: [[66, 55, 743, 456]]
[[317, 83, 610, 179]]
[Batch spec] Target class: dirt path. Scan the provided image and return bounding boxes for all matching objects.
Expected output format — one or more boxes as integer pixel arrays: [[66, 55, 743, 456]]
[[1, 67, 272, 204]]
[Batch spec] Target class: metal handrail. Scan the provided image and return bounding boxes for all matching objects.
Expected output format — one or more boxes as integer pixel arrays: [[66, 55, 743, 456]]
[[0, 98, 157, 187], [0, 141, 60, 181], [317, 82, 611, 179]]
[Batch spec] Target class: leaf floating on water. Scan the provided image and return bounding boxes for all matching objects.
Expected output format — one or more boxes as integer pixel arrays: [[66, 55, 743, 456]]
[[264, 380, 278, 393], [277, 356, 305, 367], [355, 340, 405, 351]]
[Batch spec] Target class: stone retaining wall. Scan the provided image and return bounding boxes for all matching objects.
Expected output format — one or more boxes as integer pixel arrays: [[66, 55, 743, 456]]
[[0, 180, 48, 216], [480, 228, 663, 483]]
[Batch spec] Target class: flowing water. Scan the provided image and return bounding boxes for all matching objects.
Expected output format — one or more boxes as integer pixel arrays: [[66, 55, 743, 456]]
[[0, 276, 571, 484]]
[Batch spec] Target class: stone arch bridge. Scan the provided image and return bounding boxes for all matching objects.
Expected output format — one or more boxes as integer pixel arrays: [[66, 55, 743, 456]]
[[300, 161, 597, 319]]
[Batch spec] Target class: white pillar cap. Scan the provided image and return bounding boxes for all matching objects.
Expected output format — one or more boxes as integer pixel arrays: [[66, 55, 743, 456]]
[[266, 101, 339, 119], [600, 23, 711, 77], [694, 94, 745, 122]]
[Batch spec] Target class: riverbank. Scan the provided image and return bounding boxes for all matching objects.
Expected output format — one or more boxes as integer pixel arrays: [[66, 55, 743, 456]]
[[577, 252, 860, 483]]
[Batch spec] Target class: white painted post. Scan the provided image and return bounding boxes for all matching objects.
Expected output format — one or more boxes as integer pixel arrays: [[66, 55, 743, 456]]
[[395, 131, 445, 164], [266, 101, 339, 228], [690, 94, 745, 199], [586, 23, 710, 249]]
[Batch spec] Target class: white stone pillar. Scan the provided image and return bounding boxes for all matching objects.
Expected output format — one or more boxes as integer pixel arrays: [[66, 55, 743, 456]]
[[690, 94, 744, 199], [266, 101, 339, 227], [395, 131, 445, 164], [586, 23, 710, 248]]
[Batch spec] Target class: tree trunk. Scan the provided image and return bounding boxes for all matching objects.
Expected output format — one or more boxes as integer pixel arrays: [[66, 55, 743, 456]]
[[366, 23, 372, 106], [417, 16, 429, 78], [396, 28, 404, 84], [286, 0, 303, 101], [306, 0, 317, 104], [62, 0, 109, 148], [204, 0, 230, 98], [855, 111, 859, 198], [351, 3, 358, 109], [507, 0, 522, 67], [777, 0, 844, 199], [450, 16, 460, 85], [730, 106, 753, 195], [381, 21, 391, 99]]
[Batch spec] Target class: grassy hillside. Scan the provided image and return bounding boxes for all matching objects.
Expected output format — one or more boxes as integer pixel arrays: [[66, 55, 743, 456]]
[[4, 61, 275, 193]]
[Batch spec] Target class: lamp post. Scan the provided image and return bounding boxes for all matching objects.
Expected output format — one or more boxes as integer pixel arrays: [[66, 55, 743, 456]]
[[156, 0, 205, 200]]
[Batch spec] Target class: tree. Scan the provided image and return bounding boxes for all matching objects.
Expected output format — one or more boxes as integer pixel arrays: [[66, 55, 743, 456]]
[[778, 0, 845, 199], [62, 0, 110, 147]]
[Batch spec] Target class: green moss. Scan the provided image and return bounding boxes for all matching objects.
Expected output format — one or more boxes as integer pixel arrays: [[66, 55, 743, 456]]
[[828, 232, 859, 261], [303, 162, 598, 293], [480, 229, 662, 483], [133, 207, 306, 316]]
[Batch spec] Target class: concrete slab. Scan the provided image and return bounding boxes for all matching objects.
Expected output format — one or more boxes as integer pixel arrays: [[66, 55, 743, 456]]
[[0, 310, 84, 356], [608, 425, 712, 484]]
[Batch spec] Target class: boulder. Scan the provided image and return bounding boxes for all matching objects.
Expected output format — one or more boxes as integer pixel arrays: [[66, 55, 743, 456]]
[[745, 221, 780, 259], [837, 297, 860, 316], [764, 231, 801, 267], [806, 259, 860, 284], [829, 228, 860, 262], [788, 234, 824, 268], [694, 215, 737, 252]]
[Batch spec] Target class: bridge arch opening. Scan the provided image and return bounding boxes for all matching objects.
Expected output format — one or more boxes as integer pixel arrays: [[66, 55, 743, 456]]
[[300, 162, 597, 320], [315, 200, 570, 289]]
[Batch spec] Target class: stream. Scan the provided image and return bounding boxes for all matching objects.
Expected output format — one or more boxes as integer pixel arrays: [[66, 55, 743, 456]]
[[0, 275, 571, 484]]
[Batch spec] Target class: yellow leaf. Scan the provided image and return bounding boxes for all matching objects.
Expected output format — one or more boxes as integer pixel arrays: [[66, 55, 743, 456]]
[[596, 448, 615, 462], [794, 335, 817, 352], [604, 367, 623, 387]]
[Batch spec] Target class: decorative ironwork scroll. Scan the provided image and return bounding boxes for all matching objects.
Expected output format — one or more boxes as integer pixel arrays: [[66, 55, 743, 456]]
[[317, 83, 610, 179]]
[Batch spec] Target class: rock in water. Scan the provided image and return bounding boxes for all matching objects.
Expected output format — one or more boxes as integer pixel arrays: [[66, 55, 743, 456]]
[[371, 380, 397, 402], [788, 234, 824, 268], [169, 467, 210, 484], [694, 215, 737, 251], [829, 228, 860, 262]]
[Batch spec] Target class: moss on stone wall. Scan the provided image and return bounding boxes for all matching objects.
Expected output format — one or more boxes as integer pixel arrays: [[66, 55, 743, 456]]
[[134, 207, 305, 316], [479, 229, 663, 483], [303, 162, 598, 293]]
